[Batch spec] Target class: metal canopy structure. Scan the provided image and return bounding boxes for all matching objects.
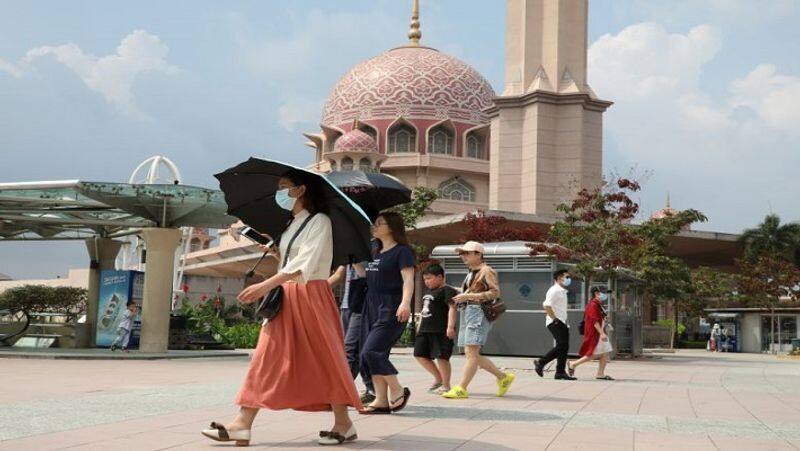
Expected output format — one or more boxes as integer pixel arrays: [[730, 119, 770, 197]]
[[0, 180, 236, 241]]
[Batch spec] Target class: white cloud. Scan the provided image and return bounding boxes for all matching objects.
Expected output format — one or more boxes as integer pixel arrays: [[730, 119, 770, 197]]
[[729, 64, 800, 135], [588, 22, 800, 232], [590, 23, 722, 100], [278, 98, 323, 132], [233, 8, 399, 131], [0, 58, 23, 78], [17, 30, 177, 119]]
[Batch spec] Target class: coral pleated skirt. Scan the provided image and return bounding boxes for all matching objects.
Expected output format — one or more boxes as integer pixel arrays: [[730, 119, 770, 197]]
[[235, 280, 363, 412]]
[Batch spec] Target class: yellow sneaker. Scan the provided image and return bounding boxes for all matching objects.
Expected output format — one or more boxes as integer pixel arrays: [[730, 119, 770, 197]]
[[496, 372, 515, 397], [442, 385, 469, 399]]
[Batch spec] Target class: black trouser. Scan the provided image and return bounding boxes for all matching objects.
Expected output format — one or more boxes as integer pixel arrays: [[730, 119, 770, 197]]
[[540, 320, 570, 375], [341, 308, 374, 393]]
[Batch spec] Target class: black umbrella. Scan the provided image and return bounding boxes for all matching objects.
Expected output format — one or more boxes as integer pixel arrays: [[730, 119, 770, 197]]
[[214, 158, 373, 267], [325, 170, 411, 221]]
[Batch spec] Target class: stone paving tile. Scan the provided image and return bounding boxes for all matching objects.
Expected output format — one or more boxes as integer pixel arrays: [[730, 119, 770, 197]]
[[548, 442, 633, 451], [633, 431, 715, 450], [555, 425, 635, 446], [709, 433, 798, 451], [636, 386, 696, 418], [391, 418, 495, 443]]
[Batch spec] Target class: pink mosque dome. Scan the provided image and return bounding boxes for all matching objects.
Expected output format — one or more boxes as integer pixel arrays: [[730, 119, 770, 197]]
[[651, 195, 678, 220], [333, 128, 379, 153], [308, 1, 495, 173], [321, 46, 496, 128]]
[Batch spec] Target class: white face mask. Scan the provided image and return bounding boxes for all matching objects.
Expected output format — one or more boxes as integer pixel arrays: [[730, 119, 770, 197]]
[[275, 188, 296, 211]]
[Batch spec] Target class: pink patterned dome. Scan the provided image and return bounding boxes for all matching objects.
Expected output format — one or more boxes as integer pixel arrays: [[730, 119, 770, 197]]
[[651, 207, 678, 220], [333, 129, 379, 153], [322, 46, 496, 127]]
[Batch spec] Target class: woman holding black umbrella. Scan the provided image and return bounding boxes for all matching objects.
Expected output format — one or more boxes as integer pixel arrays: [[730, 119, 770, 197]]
[[202, 169, 362, 446]]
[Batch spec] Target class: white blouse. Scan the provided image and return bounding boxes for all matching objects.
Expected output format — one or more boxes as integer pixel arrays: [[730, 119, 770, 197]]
[[277, 209, 333, 283]]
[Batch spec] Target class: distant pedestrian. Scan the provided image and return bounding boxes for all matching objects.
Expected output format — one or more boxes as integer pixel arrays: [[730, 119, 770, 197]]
[[711, 323, 722, 352], [534, 270, 576, 380], [443, 241, 515, 399], [414, 263, 457, 394], [567, 286, 614, 380], [110, 301, 137, 352]]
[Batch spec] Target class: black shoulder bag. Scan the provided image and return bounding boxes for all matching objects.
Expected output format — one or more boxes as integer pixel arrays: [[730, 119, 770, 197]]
[[256, 214, 316, 321]]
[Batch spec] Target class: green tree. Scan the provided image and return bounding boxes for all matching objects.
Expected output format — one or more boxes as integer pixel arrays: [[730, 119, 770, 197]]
[[692, 267, 737, 309], [530, 179, 645, 289], [529, 178, 708, 348], [735, 254, 800, 352], [739, 214, 800, 264], [633, 208, 707, 346], [390, 186, 438, 258], [0, 285, 87, 321], [391, 186, 438, 230]]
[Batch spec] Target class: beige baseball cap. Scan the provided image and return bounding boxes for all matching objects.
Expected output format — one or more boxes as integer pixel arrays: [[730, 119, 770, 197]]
[[455, 241, 485, 254]]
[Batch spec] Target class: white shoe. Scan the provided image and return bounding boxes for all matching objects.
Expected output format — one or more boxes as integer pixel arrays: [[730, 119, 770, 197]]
[[317, 425, 357, 446], [201, 422, 251, 446]]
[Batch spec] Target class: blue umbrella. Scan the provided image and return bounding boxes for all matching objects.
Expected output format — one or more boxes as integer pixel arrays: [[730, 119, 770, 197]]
[[215, 158, 373, 267]]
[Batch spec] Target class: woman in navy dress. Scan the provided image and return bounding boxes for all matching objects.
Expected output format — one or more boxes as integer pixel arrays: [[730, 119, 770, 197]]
[[359, 212, 415, 414]]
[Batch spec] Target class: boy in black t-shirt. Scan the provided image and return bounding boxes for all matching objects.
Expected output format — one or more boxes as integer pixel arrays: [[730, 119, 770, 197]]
[[414, 263, 458, 393]]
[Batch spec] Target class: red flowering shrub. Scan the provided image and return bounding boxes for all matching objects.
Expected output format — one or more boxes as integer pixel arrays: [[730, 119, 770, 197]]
[[461, 211, 545, 243]]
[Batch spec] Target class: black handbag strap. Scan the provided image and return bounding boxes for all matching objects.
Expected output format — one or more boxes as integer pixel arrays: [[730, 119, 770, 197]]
[[279, 214, 316, 269]]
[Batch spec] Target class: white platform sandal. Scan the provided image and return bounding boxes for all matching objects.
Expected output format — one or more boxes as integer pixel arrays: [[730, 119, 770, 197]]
[[318, 425, 358, 446], [201, 422, 251, 446]]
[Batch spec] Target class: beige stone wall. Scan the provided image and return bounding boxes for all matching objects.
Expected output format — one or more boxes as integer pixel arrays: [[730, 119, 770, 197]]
[[383, 165, 489, 216], [490, 98, 605, 216], [504, 0, 589, 97]]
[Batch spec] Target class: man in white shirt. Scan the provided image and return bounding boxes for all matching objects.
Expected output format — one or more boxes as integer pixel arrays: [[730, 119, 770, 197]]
[[534, 270, 576, 380]]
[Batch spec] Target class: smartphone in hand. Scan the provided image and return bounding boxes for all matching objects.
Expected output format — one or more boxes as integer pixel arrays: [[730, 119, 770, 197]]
[[238, 226, 272, 246]]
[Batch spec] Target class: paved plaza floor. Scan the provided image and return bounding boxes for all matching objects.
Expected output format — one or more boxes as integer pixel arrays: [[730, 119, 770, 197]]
[[1, 349, 799, 450]]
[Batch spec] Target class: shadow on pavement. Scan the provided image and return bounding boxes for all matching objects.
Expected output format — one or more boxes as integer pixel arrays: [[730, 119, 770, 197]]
[[399, 405, 564, 422]]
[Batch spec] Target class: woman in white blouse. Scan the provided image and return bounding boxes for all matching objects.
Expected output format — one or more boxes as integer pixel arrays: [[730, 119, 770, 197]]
[[202, 170, 362, 447]]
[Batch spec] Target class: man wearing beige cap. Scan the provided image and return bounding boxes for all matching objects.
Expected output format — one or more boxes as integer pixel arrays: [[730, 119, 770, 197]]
[[442, 241, 516, 399]]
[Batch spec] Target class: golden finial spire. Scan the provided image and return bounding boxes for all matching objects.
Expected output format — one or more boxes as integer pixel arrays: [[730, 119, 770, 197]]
[[407, 0, 421, 46], [352, 116, 361, 131]]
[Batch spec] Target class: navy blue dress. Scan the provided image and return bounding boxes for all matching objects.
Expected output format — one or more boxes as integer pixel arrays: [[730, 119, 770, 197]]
[[360, 244, 416, 376]]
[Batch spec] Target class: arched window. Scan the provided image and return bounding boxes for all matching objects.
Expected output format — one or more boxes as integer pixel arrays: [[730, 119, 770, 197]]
[[341, 157, 354, 171], [388, 124, 416, 153], [428, 125, 454, 155], [438, 177, 475, 202], [189, 238, 202, 253], [466, 133, 485, 159], [359, 158, 372, 172], [328, 160, 337, 171]]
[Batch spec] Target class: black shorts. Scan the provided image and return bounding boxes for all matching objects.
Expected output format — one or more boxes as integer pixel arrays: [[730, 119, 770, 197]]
[[413, 332, 454, 360]]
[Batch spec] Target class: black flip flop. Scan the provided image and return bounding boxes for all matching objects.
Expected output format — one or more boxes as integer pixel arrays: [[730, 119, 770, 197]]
[[359, 405, 391, 415], [390, 387, 411, 413], [596, 375, 615, 380]]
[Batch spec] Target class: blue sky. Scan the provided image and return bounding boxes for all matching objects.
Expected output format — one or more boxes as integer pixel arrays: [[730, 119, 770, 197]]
[[1, 0, 799, 279]]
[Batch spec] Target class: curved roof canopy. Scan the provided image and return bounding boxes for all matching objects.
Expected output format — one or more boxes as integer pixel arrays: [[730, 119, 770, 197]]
[[0, 180, 236, 241]]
